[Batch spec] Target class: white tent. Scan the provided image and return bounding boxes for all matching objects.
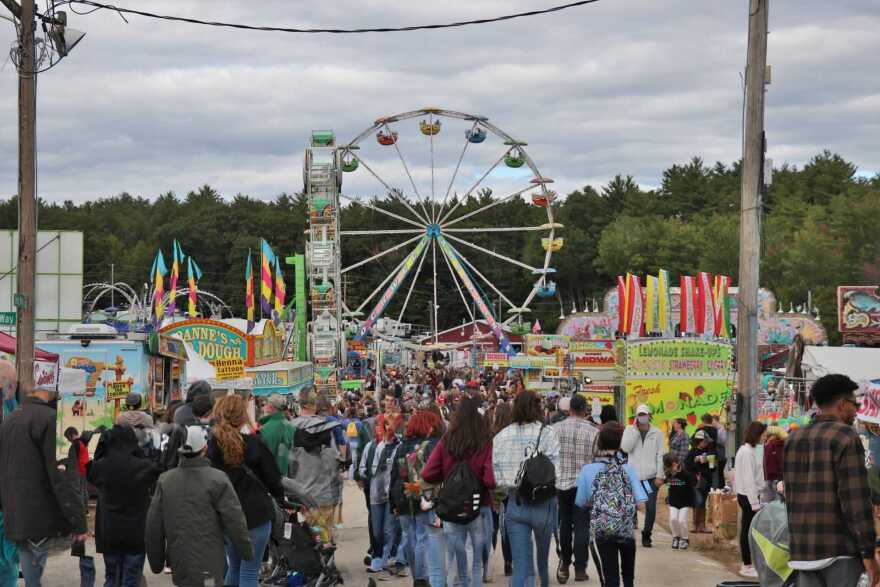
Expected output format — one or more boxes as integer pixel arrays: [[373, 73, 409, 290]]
[[802, 345, 880, 384], [183, 341, 216, 383]]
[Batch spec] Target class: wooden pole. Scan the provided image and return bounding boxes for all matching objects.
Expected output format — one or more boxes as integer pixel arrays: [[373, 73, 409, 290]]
[[15, 0, 37, 399], [736, 0, 769, 443]]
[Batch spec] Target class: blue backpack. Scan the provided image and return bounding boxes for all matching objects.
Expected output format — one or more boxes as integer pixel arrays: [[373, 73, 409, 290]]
[[590, 458, 636, 542]]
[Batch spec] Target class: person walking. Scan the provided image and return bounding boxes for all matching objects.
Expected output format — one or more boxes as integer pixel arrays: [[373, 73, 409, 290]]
[[146, 425, 254, 586], [422, 396, 495, 587], [783, 374, 879, 587], [762, 426, 786, 502], [620, 404, 664, 547], [685, 429, 715, 534], [552, 394, 599, 583], [668, 418, 690, 464], [360, 414, 404, 576], [258, 393, 295, 475], [734, 421, 767, 578], [391, 410, 442, 587], [663, 454, 694, 551], [208, 394, 284, 587], [575, 423, 647, 587], [493, 390, 560, 587], [0, 385, 88, 587], [87, 425, 162, 586], [173, 380, 213, 427]]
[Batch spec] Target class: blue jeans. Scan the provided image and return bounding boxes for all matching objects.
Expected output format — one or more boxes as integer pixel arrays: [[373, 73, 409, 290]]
[[479, 506, 493, 569], [102, 552, 145, 587], [16, 539, 49, 587], [224, 521, 271, 587], [80, 556, 96, 587], [444, 515, 483, 587], [400, 514, 428, 580], [506, 498, 557, 587], [423, 511, 446, 587], [641, 485, 658, 539], [369, 502, 395, 571]]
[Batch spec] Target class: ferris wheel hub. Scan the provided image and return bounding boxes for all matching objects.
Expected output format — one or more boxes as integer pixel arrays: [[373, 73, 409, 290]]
[[426, 223, 442, 238]]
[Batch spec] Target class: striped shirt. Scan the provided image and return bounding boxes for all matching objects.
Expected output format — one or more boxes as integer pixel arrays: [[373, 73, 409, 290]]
[[492, 422, 560, 490], [552, 417, 599, 490]]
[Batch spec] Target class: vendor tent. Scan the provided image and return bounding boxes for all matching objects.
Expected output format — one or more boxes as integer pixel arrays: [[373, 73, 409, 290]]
[[802, 345, 880, 384], [0, 332, 59, 362], [183, 341, 215, 383]]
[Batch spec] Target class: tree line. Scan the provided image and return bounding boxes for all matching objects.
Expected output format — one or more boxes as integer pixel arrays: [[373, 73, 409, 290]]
[[0, 150, 876, 342]]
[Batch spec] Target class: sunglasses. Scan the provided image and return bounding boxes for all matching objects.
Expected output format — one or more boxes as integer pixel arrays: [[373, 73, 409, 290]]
[[844, 397, 861, 409]]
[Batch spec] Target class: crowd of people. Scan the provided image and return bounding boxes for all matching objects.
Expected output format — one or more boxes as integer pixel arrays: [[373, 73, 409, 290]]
[[0, 367, 878, 587]]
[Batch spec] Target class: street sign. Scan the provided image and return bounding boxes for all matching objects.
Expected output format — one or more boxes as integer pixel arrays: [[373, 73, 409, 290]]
[[0, 312, 15, 326]]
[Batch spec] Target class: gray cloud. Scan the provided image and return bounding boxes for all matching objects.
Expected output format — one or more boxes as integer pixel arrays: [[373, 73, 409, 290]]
[[0, 0, 877, 203]]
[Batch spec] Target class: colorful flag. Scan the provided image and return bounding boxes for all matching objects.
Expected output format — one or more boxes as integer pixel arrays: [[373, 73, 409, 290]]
[[658, 269, 673, 337], [274, 256, 286, 322], [151, 250, 168, 327], [532, 319, 542, 334], [260, 239, 275, 317], [186, 256, 202, 317], [697, 272, 716, 337], [628, 274, 644, 338], [245, 252, 255, 333], [714, 275, 732, 338], [166, 240, 182, 316], [616, 276, 627, 333], [680, 275, 697, 334], [645, 275, 659, 333]]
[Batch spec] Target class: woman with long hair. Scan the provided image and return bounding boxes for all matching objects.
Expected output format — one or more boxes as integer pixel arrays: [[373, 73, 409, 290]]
[[668, 418, 690, 463], [422, 396, 495, 587], [208, 394, 284, 587], [492, 391, 560, 587], [734, 421, 767, 578], [391, 410, 442, 587]]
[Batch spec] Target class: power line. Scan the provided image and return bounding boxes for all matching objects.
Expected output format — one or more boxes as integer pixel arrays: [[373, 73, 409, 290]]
[[59, 0, 601, 34]]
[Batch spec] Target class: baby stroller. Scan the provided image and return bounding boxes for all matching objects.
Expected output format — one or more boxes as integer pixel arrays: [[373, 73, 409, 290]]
[[261, 479, 343, 587]]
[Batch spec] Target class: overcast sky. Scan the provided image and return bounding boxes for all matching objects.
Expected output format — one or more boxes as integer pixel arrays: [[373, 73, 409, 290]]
[[0, 0, 877, 205]]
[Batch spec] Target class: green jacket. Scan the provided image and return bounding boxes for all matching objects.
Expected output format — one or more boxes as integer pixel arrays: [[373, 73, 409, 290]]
[[146, 456, 253, 587], [259, 411, 295, 475]]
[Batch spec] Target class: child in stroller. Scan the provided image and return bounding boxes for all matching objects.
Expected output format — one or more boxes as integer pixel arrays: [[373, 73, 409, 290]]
[[262, 478, 344, 587]]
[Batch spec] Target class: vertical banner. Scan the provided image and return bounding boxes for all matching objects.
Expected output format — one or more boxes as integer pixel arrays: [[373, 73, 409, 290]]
[[658, 269, 673, 337], [167, 240, 182, 316], [151, 250, 168, 327], [628, 274, 644, 339], [617, 276, 627, 333], [680, 275, 697, 334], [245, 252, 255, 333], [698, 272, 716, 338], [260, 239, 275, 317], [273, 256, 286, 324], [645, 275, 659, 334], [714, 275, 732, 338], [186, 256, 202, 317]]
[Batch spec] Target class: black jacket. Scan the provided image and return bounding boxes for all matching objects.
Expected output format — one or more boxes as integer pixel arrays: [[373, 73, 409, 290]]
[[208, 433, 284, 529], [0, 397, 86, 540], [87, 426, 162, 554]]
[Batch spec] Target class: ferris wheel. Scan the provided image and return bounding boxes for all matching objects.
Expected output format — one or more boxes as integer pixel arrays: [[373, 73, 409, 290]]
[[337, 108, 563, 352]]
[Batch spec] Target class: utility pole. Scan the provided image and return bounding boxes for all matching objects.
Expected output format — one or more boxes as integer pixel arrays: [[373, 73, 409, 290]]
[[9, 0, 37, 399], [736, 0, 769, 444]]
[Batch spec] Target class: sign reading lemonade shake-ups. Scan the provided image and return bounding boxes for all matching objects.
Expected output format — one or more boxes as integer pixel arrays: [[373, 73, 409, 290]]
[[625, 339, 733, 437]]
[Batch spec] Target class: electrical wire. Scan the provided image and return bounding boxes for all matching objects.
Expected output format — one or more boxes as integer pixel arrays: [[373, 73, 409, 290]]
[[57, 0, 601, 34]]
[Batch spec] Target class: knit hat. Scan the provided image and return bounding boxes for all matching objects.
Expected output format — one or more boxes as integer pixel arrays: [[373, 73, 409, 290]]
[[125, 392, 142, 409], [192, 394, 214, 419]]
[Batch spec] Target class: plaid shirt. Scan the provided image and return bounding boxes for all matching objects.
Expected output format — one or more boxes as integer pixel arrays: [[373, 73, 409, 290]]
[[783, 415, 876, 561], [552, 417, 599, 490], [492, 422, 560, 490], [668, 431, 690, 464]]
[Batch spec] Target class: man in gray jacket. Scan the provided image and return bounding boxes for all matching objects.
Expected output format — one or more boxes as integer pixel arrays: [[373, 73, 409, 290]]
[[620, 403, 665, 548], [146, 426, 253, 587]]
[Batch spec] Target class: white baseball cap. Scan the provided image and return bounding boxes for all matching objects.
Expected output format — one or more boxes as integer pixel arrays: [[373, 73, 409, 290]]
[[180, 425, 209, 455], [636, 404, 651, 416]]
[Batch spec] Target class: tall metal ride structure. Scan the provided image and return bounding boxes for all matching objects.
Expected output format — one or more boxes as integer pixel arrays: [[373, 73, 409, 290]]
[[304, 131, 345, 397]]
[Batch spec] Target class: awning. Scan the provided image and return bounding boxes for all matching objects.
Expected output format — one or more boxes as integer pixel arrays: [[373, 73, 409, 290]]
[[0, 332, 59, 362], [148, 333, 189, 361], [802, 345, 880, 384]]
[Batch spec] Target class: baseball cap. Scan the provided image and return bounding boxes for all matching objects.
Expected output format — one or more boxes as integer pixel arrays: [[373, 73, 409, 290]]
[[694, 429, 707, 441], [187, 380, 212, 401], [180, 425, 209, 455], [558, 397, 571, 412], [267, 393, 286, 411], [635, 404, 651, 416], [125, 392, 142, 409]]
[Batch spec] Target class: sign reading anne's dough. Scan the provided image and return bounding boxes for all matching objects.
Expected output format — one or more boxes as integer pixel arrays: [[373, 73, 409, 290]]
[[161, 319, 247, 362]]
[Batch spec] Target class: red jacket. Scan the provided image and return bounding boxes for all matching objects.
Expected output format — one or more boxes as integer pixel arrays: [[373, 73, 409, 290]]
[[421, 438, 496, 506], [764, 436, 784, 481]]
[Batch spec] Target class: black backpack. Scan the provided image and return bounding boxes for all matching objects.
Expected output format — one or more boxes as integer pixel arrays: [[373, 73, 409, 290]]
[[515, 425, 556, 503], [435, 461, 483, 524]]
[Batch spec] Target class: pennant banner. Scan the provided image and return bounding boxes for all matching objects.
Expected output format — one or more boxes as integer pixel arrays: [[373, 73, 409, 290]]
[[274, 256, 286, 323], [245, 252, 255, 333], [697, 272, 716, 338], [151, 250, 168, 327], [616, 276, 627, 333], [714, 275, 732, 338], [645, 275, 659, 333], [167, 240, 182, 317], [627, 273, 644, 339], [679, 275, 697, 334], [658, 269, 673, 337], [260, 238, 275, 317], [187, 256, 202, 318]]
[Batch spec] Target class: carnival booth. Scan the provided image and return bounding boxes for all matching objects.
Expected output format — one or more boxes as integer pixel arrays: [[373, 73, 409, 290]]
[[0, 332, 60, 419]]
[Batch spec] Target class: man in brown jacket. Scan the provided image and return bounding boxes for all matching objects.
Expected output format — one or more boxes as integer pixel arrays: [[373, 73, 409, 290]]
[[146, 426, 253, 587], [783, 374, 879, 587]]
